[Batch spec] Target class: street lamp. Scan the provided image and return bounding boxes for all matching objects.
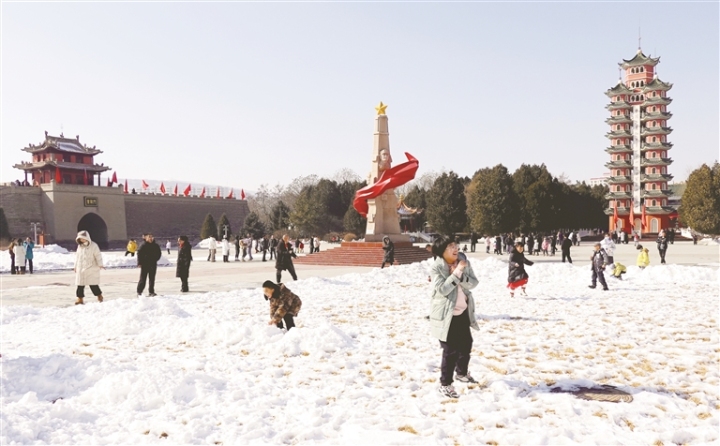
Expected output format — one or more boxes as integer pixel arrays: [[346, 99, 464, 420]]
[[30, 222, 42, 245]]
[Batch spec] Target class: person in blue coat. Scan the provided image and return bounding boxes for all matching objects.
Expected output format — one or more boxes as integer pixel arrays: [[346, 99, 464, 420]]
[[23, 237, 35, 274]]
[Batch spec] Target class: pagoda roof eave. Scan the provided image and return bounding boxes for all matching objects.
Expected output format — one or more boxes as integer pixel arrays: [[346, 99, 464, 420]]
[[605, 83, 633, 97], [619, 50, 660, 68], [642, 78, 673, 92], [13, 161, 111, 173]]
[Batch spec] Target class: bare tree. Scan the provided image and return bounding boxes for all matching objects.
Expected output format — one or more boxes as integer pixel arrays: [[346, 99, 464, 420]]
[[332, 168, 362, 184]]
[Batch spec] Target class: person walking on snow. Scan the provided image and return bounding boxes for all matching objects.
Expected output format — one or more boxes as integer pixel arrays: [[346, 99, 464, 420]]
[[137, 233, 161, 297], [561, 235, 573, 263], [221, 237, 230, 263], [507, 242, 534, 297], [429, 236, 480, 399], [13, 238, 27, 274], [23, 237, 35, 274], [589, 242, 609, 291], [381, 236, 395, 268], [234, 236, 241, 261], [244, 234, 254, 261], [74, 230, 104, 304], [275, 234, 298, 283], [176, 235, 193, 292], [207, 236, 217, 262], [656, 230, 669, 264], [262, 280, 302, 331], [166, 239, 172, 255], [125, 239, 137, 257], [600, 233, 616, 267], [269, 235, 278, 260]]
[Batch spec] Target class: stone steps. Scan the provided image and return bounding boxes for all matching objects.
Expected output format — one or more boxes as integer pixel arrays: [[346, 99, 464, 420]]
[[294, 242, 432, 267]]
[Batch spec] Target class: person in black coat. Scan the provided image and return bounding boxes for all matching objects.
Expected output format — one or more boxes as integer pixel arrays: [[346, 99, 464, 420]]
[[269, 235, 278, 260], [234, 236, 241, 261], [137, 233, 162, 297], [309, 236, 314, 254], [507, 242, 534, 297], [656, 230, 669, 264], [275, 234, 298, 283], [381, 236, 395, 268], [526, 234, 535, 256], [561, 235, 573, 263], [261, 236, 270, 261], [550, 234, 557, 256], [176, 235, 193, 292], [494, 235, 501, 255]]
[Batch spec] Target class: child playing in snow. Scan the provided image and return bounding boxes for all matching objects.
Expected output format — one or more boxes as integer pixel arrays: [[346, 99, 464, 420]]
[[508, 242, 534, 297], [636, 245, 650, 269], [262, 280, 302, 331], [611, 262, 627, 280]]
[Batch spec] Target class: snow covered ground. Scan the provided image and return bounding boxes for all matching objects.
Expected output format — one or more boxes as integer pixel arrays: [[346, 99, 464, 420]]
[[0, 245, 171, 273], [1, 258, 718, 444]]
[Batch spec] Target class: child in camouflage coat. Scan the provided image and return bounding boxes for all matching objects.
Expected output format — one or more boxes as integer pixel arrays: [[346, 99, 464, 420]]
[[262, 280, 302, 330]]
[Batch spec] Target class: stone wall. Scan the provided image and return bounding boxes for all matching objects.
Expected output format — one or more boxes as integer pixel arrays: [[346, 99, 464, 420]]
[[0, 185, 44, 240], [124, 194, 250, 244]]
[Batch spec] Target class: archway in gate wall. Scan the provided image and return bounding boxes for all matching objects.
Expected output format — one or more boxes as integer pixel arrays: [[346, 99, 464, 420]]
[[77, 213, 109, 250]]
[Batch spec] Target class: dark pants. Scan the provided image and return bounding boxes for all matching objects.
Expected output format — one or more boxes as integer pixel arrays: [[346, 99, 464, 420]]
[[235, 247, 240, 260], [276, 263, 298, 283], [562, 250, 572, 263], [16, 265, 26, 274], [439, 310, 472, 386], [270, 248, 276, 260], [26, 259, 33, 274], [381, 260, 393, 268], [591, 267, 608, 289], [309, 245, 314, 254], [77, 285, 102, 298], [658, 249, 667, 264], [167, 249, 171, 255], [125, 251, 135, 257], [277, 313, 295, 330], [262, 249, 267, 261], [137, 265, 157, 295], [223, 255, 229, 263], [179, 275, 189, 292], [10, 256, 16, 274]]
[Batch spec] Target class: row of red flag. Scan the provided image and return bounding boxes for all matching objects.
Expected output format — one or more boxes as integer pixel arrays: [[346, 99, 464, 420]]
[[52, 166, 245, 199], [613, 200, 646, 229]]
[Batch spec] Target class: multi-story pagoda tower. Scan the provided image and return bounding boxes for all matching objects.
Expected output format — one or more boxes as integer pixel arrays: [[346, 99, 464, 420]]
[[13, 132, 111, 186], [604, 49, 674, 234]]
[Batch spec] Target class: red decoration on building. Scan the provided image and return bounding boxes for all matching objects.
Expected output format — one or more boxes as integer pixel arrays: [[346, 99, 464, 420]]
[[183, 184, 192, 197], [173, 184, 178, 196], [160, 183, 166, 194], [142, 180, 149, 190], [124, 179, 129, 193], [83, 169, 89, 185], [111, 172, 118, 184], [241, 189, 246, 200], [215, 187, 221, 199], [226, 189, 234, 199], [199, 187, 206, 198]]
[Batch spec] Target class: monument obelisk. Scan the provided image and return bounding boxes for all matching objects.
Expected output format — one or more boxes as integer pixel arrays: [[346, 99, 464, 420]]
[[364, 102, 410, 243]]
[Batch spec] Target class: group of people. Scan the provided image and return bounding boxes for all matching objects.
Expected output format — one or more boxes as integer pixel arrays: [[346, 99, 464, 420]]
[[7, 237, 35, 274], [200, 234, 320, 264]]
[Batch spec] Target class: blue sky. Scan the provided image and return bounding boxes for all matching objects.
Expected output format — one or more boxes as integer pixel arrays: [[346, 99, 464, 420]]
[[2, 2, 718, 191]]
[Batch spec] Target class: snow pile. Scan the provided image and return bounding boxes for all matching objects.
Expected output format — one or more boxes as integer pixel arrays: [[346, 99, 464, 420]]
[[698, 237, 720, 246], [1, 261, 718, 444], [0, 250, 171, 273], [34, 244, 69, 254]]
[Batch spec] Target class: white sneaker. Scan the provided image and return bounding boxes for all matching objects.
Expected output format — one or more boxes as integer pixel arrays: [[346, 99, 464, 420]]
[[455, 373, 478, 384], [438, 385, 459, 398]]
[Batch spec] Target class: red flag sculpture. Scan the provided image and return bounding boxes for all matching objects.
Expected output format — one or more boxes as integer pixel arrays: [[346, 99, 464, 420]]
[[199, 187, 206, 198], [55, 166, 62, 183], [241, 189, 246, 200], [353, 152, 419, 217], [111, 172, 118, 184], [142, 180, 149, 190], [160, 182, 166, 194], [124, 179, 129, 193], [226, 189, 234, 199], [173, 184, 178, 196], [183, 184, 192, 197]]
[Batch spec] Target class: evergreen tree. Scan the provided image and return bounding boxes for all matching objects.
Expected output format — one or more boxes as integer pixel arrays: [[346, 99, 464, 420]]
[[680, 163, 720, 234], [425, 172, 467, 236], [242, 211, 266, 238], [289, 186, 324, 234], [217, 213, 232, 240], [343, 202, 366, 235], [200, 213, 218, 240], [0, 208, 11, 241], [466, 164, 518, 235], [403, 185, 428, 232], [269, 200, 291, 232]]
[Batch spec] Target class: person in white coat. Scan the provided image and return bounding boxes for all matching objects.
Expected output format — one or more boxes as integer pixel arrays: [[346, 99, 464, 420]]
[[600, 233, 616, 266], [207, 236, 217, 262], [13, 238, 27, 274], [221, 237, 230, 263], [74, 230, 104, 305]]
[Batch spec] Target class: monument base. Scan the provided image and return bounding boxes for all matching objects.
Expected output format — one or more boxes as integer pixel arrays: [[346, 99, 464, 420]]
[[293, 241, 433, 267], [363, 233, 410, 243]]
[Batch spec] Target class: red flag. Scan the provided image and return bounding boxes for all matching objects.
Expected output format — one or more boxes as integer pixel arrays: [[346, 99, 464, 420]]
[[83, 169, 88, 185], [612, 200, 619, 228], [216, 187, 221, 199], [142, 180, 149, 190], [641, 203, 646, 230], [183, 184, 192, 197], [241, 189, 246, 200], [55, 166, 62, 183], [629, 202, 635, 229], [124, 179, 128, 193], [106, 178, 112, 187], [199, 187, 206, 198], [226, 189, 234, 199], [111, 172, 118, 184], [354, 153, 419, 217], [173, 184, 178, 196], [160, 182, 166, 194]]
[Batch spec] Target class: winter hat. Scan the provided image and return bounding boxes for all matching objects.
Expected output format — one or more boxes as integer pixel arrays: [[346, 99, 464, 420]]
[[636, 244, 643, 250], [262, 280, 277, 289]]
